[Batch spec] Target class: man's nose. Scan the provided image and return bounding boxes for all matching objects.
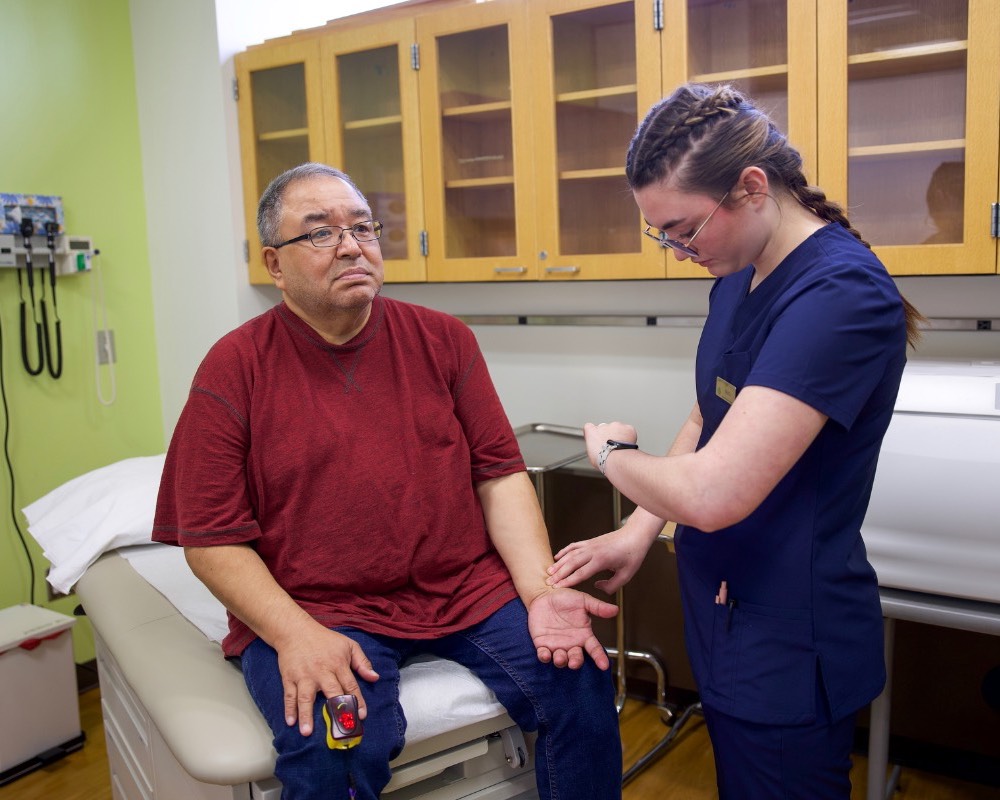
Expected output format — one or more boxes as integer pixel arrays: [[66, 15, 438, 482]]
[[335, 232, 363, 255]]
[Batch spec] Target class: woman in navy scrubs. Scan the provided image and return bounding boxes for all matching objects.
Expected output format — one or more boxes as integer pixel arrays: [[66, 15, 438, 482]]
[[548, 83, 923, 798]]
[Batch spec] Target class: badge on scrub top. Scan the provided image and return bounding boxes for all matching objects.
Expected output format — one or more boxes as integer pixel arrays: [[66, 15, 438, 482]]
[[715, 376, 737, 405]]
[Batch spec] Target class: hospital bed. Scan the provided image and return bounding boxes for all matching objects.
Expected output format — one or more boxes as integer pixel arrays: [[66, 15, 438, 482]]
[[25, 458, 539, 800]]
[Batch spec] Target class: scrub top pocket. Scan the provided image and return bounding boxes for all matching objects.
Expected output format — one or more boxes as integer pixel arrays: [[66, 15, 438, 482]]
[[706, 598, 817, 725]]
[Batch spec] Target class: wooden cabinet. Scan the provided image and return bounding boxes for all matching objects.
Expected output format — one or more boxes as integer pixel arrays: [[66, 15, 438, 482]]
[[658, 0, 819, 278], [817, 0, 1000, 275], [237, 22, 426, 285], [236, 39, 325, 285], [320, 19, 426, 283], [529, 0, 665, 280], [234, 1, 1000, 284], [416, 1, 539, 282]]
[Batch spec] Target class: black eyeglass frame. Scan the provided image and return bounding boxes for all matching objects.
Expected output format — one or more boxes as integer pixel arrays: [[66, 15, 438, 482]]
[[642, 191, 729, 258], [273, 220, 384, 249]]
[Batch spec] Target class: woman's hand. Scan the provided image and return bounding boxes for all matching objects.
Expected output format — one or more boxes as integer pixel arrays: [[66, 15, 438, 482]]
[[583, 421, 637, 470], [547, 525, 653, 595]]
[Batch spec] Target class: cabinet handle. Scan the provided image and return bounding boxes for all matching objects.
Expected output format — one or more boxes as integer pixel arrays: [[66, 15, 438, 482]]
[[494, 266, 527, 274], [545, 266, 580, 274]]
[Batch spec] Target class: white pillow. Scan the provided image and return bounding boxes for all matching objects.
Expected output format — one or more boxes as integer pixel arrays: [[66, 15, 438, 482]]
[[23, 454, 166, 593]]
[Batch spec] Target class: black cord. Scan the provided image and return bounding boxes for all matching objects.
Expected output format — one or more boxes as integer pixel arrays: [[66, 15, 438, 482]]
[[42, 223, 62, 379], [0, 292, 37, 604], [19, 221, 44, 377], [40, 302, 63, 379]]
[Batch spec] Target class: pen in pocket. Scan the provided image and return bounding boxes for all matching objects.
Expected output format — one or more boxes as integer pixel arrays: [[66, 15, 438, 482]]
[[715, 580, 728, 605]]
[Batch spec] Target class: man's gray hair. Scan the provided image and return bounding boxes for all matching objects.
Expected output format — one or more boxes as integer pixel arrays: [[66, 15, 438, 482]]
[[257, 163, 368, 247]]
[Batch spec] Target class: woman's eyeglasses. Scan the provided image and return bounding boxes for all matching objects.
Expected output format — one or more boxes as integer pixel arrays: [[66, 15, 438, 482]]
[[642, 192, 729, 258]]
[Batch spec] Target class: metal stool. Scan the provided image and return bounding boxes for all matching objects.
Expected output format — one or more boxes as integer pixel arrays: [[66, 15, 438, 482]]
[[514, 423, 590, 515], [513, 425, 698, 784], [614, 518, 702, 786]]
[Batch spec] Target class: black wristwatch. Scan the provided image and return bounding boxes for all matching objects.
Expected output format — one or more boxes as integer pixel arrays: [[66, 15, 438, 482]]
[[597, 439, 639, 475]]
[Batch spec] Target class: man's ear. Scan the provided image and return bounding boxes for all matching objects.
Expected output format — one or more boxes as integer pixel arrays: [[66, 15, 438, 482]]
[[263, 247, 284, 287]]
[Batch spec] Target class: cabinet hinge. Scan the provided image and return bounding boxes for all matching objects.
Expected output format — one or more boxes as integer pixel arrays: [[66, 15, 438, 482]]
[[410, 43, 420, 71], [653, 0, 664, 31], [232, 77, 239, 101], [243, 240, 249, 263], [419, 230, 428, 257], [992, 203, 999, 238]]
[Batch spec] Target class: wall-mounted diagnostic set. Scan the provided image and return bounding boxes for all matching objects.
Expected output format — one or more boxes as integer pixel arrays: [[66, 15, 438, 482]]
[[1, 194, 96, 379]]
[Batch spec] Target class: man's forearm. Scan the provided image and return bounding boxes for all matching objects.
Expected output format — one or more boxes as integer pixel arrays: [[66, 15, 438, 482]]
[[477, 471, 554, 607], [185, 543, 323, 649]]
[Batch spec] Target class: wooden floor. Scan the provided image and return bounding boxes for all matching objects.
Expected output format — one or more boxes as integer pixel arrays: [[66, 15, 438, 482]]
[[1, 688, 996, 799], [618, 701, 999, 800]]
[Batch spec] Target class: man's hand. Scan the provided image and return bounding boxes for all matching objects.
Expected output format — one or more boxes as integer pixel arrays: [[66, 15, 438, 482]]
[[275, 626, 380, 736], [527, 587, 617, 670]]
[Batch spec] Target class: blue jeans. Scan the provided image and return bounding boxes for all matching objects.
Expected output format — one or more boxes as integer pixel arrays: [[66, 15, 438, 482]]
[[240, 599, 622, 800]]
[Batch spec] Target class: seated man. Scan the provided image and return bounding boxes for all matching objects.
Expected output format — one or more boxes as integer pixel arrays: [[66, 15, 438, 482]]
[[152, 163, 622, 800]]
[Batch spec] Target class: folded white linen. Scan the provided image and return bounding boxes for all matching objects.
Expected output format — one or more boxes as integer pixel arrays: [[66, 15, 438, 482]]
[[24, 454, 166, 593]]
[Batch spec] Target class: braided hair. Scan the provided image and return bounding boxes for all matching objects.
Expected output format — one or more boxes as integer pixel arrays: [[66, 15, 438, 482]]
[[627, 84, 923, 346]]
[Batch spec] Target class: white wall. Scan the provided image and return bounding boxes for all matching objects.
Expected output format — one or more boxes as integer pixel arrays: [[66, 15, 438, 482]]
[[131, 0, 403, 434], [131, 0, 1000, 447], [130, 0, 243, 436]]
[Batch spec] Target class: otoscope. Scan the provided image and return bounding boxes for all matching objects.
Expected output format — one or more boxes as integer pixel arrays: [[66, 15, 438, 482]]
[[18, 218, 44, 376]]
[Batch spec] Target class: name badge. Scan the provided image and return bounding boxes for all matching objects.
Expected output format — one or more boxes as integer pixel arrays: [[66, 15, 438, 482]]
[[715, 376, 737, 405]]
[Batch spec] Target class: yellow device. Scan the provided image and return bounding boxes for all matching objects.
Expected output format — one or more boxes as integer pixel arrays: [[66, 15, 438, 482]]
[[323, 694, 363, 750]]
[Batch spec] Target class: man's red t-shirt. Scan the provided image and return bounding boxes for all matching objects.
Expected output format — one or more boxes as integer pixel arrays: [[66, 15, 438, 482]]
[[153, 297, 524, 657]]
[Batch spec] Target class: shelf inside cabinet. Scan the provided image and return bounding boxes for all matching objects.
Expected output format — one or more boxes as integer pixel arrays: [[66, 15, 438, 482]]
[[342, 115, 403, 131], [690, 63, 788, 84], [258, 128, 309, 142], [848, 41, 967, 80], [559, 167, 625, 181], [555, 84, 637, 105], [442, 101, 512, 120], [850, 138, 965, 158], [445, 176, 514, 189]]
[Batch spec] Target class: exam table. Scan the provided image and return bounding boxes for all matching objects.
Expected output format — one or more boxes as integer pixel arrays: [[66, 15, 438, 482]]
[[25, 455, 539, 800], [74, 550, 538, 800]]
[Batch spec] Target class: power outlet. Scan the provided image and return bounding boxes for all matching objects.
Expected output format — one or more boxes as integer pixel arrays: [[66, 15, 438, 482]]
[[97, 329, 116, 364]]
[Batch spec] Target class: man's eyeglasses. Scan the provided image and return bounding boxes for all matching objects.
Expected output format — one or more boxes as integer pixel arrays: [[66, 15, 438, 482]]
[[274, 220, 383, 249], [643, 192, 729, 258]]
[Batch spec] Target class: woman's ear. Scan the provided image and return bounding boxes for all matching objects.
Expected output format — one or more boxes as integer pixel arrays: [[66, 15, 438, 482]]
[[737, 165, 769, 202]]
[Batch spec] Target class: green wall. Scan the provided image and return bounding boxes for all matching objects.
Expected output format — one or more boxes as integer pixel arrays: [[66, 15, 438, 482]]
[[0, 0, 165, 662]]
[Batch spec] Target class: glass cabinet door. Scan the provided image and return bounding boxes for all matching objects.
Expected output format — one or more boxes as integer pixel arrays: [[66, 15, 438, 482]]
[[236, 40, 326, 284], [662, 0, 818, 278], [322, 20, 425, 282], [530, 0, 664, 280], [418, 2, 537, 281], [818, 0, 999, 275]]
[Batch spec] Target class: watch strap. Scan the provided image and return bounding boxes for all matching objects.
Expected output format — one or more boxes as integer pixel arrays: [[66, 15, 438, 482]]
[[597, 439, 639, 475]]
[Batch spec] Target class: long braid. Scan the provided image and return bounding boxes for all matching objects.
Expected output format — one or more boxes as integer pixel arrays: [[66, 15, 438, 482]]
[[787, 178, 871, 249], [627, 83, 924, 347]]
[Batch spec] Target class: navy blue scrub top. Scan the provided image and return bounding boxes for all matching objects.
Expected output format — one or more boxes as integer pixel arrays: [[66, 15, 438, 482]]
[[674, 223, 907, 726]]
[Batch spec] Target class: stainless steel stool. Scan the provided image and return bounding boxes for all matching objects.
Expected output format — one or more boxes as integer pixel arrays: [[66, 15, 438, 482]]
[[513, 425, 689, 784], [611, 517, 702, 786]]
